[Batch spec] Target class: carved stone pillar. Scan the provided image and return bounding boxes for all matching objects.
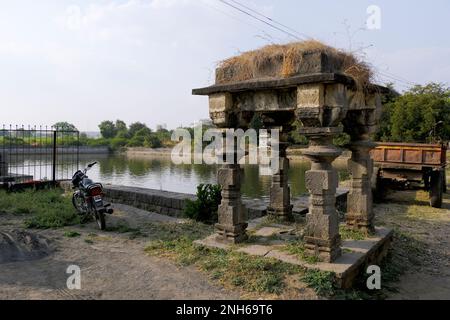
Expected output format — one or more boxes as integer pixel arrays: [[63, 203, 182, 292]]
[[343, 100, 381, 234], [346, 139, 375, 233], [301, 129, 342, 262], [296, 83, 348, 262], [267, 132, 293, 221], [215, 132, 248, 244]]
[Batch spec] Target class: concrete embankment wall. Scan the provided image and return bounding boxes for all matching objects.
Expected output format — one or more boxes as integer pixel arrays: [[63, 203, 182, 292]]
[[125, 147, 352, 161], [1, 146, 110, 156], [103, 185, 195, 218], [101, 185, 349, 219]]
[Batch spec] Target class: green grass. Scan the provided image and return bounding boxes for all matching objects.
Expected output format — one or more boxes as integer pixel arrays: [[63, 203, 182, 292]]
[[282, 240, 321, 264], [301, 270, 336, 296], [0, 188, 80, 229], [64, 230, 81, 238], [146, 237, 302, 295], [339, 225, 367, 241]]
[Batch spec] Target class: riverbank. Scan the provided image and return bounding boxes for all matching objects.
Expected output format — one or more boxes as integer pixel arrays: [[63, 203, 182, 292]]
[[124, 147, 352, 161], [1, 146, 110, 156]]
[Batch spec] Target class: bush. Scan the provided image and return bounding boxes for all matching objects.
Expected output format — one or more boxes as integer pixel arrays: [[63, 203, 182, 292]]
[[184, 184, 222, 223], [110, 137, 128, 150]]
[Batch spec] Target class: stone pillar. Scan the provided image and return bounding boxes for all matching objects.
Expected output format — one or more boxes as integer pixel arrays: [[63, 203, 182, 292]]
[[267, 132, 293, 221], [301, 129, 342, 262], [343, 91, 382, 235], [215, 132, 248, 244], [296, 83, 348, 263], [346, 139, 376, 234]]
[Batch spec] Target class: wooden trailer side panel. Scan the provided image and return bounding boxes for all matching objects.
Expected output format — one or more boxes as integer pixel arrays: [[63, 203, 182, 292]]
[[371, 143, 445, 168]]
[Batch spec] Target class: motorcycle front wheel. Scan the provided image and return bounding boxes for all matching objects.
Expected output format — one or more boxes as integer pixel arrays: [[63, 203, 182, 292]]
[[72, 192, 88, 215]]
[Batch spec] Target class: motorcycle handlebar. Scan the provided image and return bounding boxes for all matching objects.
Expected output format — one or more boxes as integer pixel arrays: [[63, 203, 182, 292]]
[[88, 162, 98, 168]]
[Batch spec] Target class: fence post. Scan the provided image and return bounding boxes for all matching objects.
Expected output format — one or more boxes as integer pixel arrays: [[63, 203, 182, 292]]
[[52, 130, 57, 183]]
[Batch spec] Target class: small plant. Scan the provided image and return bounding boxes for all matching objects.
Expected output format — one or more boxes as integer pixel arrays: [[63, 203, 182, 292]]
[[64, 230, 81, 238], [301, 269, 336, 297], [184, 184, 222, 223], [339, 225, 366, 241], [283, 241, 321, 264], [106, 222, 140, 234]]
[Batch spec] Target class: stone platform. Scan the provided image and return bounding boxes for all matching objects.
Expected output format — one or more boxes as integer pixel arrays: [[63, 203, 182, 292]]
[[194, 219, 393, 289]]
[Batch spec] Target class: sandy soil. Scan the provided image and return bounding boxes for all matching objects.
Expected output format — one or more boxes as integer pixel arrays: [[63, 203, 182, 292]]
[[0, 204, 240, 300], [375, 189, 450, 300]]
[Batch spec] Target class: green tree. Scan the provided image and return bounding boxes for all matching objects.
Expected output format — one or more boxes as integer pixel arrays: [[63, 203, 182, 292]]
[[387, 83, 450, 142], [128, 122, 148, 138], [99, 121, 117, 139], [145, 135, 162, 148], [53, 122, 78, 131], [115, 120, 127, 132]]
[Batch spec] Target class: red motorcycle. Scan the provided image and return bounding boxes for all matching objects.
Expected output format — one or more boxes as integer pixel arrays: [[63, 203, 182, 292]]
[[71, 162, 113, 230]]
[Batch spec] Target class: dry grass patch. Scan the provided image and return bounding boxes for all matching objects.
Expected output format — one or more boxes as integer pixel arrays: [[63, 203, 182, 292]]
[[216, 40, 373, 91]]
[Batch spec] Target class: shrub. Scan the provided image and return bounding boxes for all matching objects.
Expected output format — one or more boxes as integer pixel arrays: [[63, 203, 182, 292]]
[[184, 184, 222, 223]]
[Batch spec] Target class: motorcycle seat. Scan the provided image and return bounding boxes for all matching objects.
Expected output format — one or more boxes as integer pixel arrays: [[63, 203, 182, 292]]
[[80, 178, 94, 189]]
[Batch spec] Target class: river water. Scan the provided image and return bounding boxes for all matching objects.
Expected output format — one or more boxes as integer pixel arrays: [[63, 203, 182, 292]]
[[75, 153, 349, 198]]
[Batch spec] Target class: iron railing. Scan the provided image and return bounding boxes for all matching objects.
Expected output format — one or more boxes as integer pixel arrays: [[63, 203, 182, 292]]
[[0, 125, 80, 183]]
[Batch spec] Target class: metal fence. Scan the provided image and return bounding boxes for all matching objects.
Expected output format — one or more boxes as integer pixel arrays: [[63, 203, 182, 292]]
[[0, 125, 80, 184]]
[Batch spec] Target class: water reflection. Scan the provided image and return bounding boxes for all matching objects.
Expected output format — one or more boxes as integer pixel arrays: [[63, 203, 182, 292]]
[[79, 154, 349, 198]]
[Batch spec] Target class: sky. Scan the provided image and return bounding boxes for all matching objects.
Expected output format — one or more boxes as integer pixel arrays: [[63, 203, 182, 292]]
[[1, 0, 449, 131]]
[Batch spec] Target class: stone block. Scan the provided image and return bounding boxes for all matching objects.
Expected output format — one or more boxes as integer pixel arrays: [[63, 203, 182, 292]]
[[305, 170, 338, 194], [217, 168, 240, 187]]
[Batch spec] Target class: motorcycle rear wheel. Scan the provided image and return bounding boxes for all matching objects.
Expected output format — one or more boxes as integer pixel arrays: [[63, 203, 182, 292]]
[[95, 210, 106, 230]]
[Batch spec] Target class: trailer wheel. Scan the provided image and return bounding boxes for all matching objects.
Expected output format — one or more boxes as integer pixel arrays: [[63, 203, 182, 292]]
[[372, 167, 386, 201], [430, 170, 443, 208], [443, 170, 447, 193]]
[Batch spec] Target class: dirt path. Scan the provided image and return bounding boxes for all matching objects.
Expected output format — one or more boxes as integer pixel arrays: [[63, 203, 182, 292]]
[[0, 204, 240, 300], [374, 189, 450, 300]]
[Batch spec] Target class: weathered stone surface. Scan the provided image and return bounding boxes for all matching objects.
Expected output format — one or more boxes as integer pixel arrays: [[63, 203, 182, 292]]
[[209, 92, 233, 127], [216, 162, 248, 244], [254, 227, 284, 237], [237, 245, 271, 256], [102, 185, 195, 218], [267, 143, 293, 221], [298, 128, 344, 263], [345, 140, 376, 233]]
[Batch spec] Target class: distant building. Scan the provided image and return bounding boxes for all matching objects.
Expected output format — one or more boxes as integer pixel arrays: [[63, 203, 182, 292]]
[[156, 124, 168, 131], [82, 131, 101, 138]]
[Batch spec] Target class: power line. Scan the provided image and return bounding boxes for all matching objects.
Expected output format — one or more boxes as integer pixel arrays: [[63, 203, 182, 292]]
[[217, 0, 304, 41], [227, 0, 312, 40], [200, 0, 282, 43]]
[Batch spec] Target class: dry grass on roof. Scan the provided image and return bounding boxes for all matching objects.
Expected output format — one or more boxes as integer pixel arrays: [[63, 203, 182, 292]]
[[216, 40, 373, 90]]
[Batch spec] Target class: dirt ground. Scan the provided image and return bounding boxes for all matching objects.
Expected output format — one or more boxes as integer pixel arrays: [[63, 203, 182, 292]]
[[0, 188, 449, 300], [375, 189, 450, 300], [0, 204, 240, 300]]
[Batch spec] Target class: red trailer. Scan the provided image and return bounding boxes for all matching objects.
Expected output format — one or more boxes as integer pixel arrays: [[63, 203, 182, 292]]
[[371, 142, 447, 208]]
